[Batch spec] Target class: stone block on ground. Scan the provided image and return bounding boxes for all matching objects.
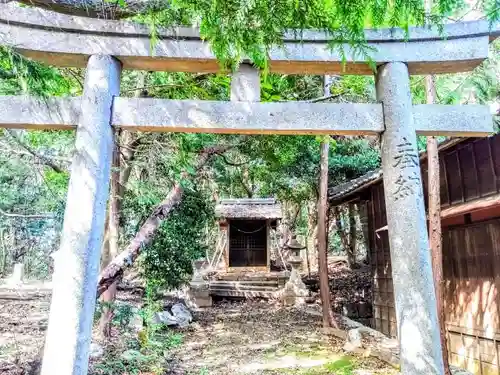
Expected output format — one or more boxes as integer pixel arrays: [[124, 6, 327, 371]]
[[450, 366, 473, 375], [188, 283, 212, 308], [7, 263, 24, 285], [343, 328, 363, 351], [171, 303, 193, 328], [154, 303, 193, 328], [89, 342, 104, 359]]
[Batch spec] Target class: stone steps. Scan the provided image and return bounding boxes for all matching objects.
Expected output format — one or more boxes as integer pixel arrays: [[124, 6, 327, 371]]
[[209, 280, 280, 288], [209, 279, 282, 299], [209, 288, 277, 298]]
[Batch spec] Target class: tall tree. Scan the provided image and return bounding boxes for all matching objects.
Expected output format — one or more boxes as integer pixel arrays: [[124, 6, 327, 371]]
[[426, 74, 451, 375], [317, 140, 336, 328], [425, 0, 451, 369]]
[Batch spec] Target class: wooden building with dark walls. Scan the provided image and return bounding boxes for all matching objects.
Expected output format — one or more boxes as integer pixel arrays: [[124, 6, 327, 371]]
[[329, 135, 500, 375], [215, 198, 282, 272]]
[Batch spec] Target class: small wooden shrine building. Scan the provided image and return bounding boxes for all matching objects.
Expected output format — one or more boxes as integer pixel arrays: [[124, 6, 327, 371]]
[[215, 198, 282, 272]]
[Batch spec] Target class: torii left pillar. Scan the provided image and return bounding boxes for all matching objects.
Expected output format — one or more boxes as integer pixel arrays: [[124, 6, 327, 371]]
[[41, 55, 121, 375]]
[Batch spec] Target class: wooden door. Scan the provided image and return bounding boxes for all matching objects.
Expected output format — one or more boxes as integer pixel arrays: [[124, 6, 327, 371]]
[[228, 220, 267, 268]]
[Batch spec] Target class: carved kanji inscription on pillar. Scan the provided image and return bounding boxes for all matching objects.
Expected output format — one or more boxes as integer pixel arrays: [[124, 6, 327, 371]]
[[393, 137, 420, 201]]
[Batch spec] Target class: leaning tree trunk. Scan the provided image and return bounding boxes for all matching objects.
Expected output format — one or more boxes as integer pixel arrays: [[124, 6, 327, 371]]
[[96, 145, 227, 297], [98, 73, 147, 337], [426, 74, 451, 375], [317, 141, 337, 328]]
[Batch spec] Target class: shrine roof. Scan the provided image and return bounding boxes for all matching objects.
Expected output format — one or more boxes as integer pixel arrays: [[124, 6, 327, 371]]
[[328, 138, 466, 204], [329, 170, 384, 203], [215, 198, 282, 220]]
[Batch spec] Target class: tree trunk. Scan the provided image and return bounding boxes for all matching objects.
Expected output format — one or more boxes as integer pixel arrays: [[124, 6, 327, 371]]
[[317, 141, 336, 328], [333, 206, 349, 262], [426, 74, 451, 375], [96, 145, 227, 297], [98, 128, 121, 338], [98, 73, 147, 337], [347, 203, 357, 267], [306, 202, 318, 271]]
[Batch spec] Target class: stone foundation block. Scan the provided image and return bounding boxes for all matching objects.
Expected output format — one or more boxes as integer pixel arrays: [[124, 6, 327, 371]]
[[189, 283, 212, 308]]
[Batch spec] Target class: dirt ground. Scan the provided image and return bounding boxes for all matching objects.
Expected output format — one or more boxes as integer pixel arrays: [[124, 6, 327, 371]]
[[0, 286, 50, 374], [0, 261, 393, 375], [172, 300, 397, 375], [0, 288, 397, 375]]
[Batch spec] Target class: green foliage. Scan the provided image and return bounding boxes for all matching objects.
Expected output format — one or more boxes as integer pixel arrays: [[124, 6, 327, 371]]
[[94, 301, 136, 330], [134, 0, 469, 68], [92, 289, 183, 375], [0, 46, 74, 96], [91, 329, 183, 375], [329, 139, 380, 184], [139, 190, 213, 290]]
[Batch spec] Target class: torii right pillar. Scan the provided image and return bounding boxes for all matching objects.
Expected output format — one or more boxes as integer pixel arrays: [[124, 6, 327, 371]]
[[376, 62, 444, 374]]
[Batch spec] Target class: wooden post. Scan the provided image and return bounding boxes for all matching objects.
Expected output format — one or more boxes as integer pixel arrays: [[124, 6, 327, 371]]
[[317, 140, 334, 328], [41, 55, 121, 375], [376, 62, 444, 375], [426, 74, 451, 374]]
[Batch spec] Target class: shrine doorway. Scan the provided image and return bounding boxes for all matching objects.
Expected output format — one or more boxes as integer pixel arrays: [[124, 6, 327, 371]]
[[228, 219, 268, 269]]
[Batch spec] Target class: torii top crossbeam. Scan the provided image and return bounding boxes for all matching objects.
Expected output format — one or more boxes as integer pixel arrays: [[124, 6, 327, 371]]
[[0, 3, 499, 75]]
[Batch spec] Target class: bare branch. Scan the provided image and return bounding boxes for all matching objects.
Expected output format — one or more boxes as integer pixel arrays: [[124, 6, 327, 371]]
[[217, 153, 250, 167], [0, 207, 54, 219]]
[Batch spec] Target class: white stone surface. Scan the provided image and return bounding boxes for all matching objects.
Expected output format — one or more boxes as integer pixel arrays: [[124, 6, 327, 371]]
[[89, 342, 104, 359], [154, 303, 193, 328], [8, 263, 24, 284], [231, 64, 260, 102], [376, 62, 444, 375], [41, 55, 121, 375], [0, 3, 496, 74]]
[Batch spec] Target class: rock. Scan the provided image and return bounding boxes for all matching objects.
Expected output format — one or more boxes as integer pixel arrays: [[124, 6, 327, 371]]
[[120, 349, 147, 362], [128, 313, 143, 332], [343, 328, 362, 352], [89, 342, 104, 359], [154, 310, 178, 326], [154, 303, 193, 328], [171, 303, 193, 328], [450, 366, 473, 375]]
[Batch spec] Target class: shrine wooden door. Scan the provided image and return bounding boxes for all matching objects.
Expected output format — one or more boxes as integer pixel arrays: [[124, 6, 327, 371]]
[[228, 219, 268, 269]]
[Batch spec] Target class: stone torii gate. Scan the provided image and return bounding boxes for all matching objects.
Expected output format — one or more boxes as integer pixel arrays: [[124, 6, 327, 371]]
[[0, 4, 499, 374]]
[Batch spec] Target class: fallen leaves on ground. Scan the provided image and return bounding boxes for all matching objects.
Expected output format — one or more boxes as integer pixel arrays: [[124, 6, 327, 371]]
[[170, 299, 397, 375]]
